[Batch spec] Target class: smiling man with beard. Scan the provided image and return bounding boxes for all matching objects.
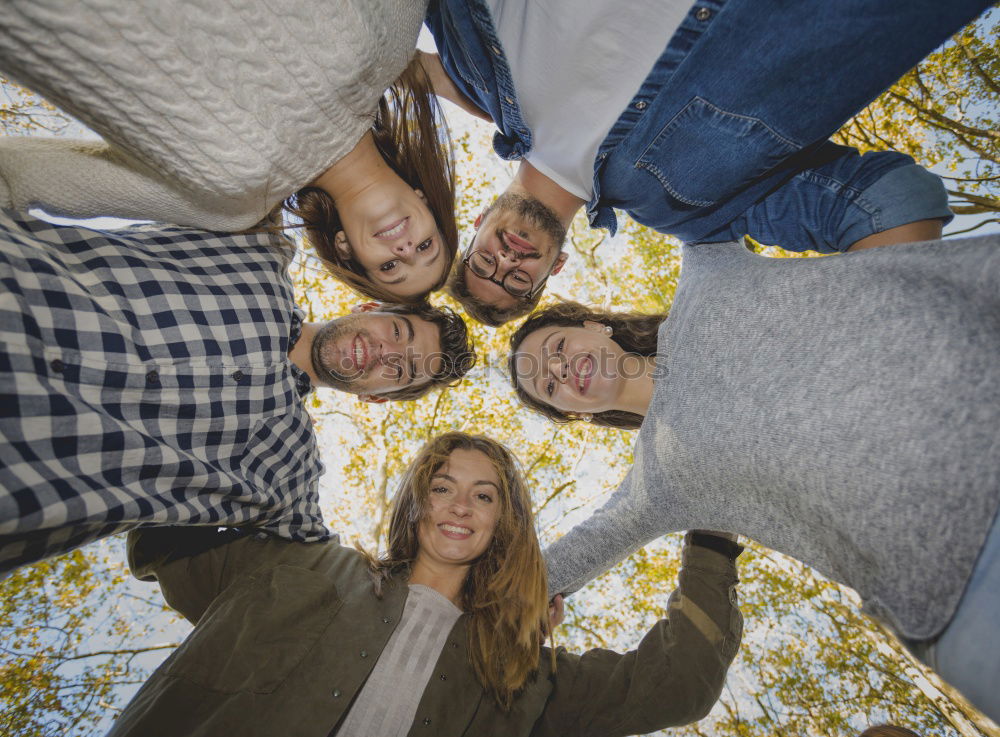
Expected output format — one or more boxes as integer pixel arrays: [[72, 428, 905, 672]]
[[0, 210, 474, 576], [298, 301, 473, 402], [446, 192, 569, 327]]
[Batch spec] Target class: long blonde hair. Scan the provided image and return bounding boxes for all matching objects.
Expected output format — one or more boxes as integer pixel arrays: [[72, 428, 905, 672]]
[[363, 432, 549, 708], [285, 56, 457, 302]]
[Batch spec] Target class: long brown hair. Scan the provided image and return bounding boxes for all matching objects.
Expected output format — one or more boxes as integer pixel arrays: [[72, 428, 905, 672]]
[[508, 300, 667, 430], [285, 56, 458, 303], [362, 432, 548, 708]]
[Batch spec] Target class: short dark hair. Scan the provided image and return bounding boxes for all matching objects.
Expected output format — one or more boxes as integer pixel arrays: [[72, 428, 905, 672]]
[[446, 255, 542, 328], [375, 302, 475, 400]]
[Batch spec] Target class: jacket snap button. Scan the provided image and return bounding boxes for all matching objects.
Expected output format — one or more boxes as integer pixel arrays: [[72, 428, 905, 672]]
[[634, 100, 647, 110], [505, 95, 514, 104], [50, 359, 66, 373], [382, 616, 391, 624], [695, 7, 712, 21], [146, 370, 159, 384], [332, 689, 341, 698], [423, 718, 432, 726], [491, 45, 501, 55], [231, 370, 244, 382], [360, 649, 368, 658], [440, 674, 447, 681]]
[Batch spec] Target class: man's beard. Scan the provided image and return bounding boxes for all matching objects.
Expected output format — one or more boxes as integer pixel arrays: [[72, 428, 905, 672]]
[[310, 318, 362, 392], [487, 192, 567, 248]]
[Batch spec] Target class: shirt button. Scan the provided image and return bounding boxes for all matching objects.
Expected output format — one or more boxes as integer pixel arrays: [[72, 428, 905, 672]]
[[332, 689, 341, 698], [695, 7, 712, 21], [231, 370, 244, 382], [146, 370, 159, 384], [50, 359, 66, 373], [360, 650, 368, 658], [634, 100, 648, 110]]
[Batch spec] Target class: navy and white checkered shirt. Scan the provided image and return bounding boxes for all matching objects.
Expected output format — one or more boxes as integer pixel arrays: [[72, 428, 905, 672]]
[[0, 209, 330, 576]]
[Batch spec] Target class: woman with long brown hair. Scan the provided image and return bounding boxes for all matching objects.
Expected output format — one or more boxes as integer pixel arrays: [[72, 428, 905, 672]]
[[0, 1, 456, 302], [107, 431, 743, 736], [507, 236, 1000, 722]]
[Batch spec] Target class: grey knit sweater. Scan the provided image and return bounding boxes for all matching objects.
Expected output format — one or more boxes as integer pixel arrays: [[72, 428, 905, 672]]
[[546, 235, 1000, 641]]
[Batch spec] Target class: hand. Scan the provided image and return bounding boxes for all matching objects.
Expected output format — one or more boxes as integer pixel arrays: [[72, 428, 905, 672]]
[[547, 594, 565, 632]]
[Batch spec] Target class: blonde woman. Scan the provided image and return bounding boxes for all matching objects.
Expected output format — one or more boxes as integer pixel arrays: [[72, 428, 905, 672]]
[[0, 1, 457, 302], [109, 432, 743, 736]]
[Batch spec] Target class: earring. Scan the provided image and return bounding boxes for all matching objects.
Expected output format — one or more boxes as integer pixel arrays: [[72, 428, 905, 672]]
[[603, 325, 613, 336], [578, 412, 593, 422]]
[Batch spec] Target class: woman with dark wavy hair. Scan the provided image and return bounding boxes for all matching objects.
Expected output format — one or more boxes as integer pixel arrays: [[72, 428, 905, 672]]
[[0, 2, 456, 303], [108, 431, 743, 736], [508, 300, 664, 429], [509, 236, 1000, 722]]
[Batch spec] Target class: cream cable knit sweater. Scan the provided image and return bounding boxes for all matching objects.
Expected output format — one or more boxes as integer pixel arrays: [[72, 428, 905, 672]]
[[0, 0, 427, 230]]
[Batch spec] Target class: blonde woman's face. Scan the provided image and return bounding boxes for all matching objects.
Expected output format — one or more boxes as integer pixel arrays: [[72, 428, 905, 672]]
[[416, 448, 501, 570], [335, 185, 448, 300], [513, 322, 630, 415]]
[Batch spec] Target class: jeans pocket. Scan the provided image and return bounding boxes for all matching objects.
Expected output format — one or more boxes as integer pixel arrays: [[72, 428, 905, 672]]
[[635, 97, 800, 208]]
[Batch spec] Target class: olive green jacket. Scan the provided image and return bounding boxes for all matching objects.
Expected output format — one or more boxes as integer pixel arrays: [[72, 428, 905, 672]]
[[107, 528, 742, 737]]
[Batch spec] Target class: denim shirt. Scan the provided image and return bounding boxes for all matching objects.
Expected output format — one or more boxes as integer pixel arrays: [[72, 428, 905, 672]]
[[426, 0, 986, 251]]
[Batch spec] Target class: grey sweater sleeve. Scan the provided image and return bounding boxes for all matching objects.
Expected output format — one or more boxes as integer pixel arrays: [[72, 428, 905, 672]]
[[545, 463, 676, 597]]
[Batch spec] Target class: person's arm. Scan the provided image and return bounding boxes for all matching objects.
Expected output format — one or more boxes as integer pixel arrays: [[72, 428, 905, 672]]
[[532, 533, 744, 737], [415, 50, 493, 123], [703, 147, 952, 253], [126, 525, 337, 624], [0, 136, 264, 230], [126, 527, 260, 624], [545, 466, 677, 598]]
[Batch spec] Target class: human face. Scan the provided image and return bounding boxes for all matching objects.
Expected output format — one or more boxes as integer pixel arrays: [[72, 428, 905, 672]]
[[416, 448, 501, 570], [513, 322, 629, 414], [463, 192, 568, 310], [335, 187, 448, 300], [311, 308, 443, 397]]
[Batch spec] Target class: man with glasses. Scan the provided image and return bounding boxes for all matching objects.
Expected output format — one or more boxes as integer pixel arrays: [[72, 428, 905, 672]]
[[448, 191, 570, 327]]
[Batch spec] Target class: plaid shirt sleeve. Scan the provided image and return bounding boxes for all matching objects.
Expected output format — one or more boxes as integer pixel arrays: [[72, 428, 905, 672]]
[[0, 209, 330, 577]]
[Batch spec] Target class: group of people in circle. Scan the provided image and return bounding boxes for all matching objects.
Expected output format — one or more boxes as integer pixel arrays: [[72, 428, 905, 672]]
[[0, 0, 997, 733]]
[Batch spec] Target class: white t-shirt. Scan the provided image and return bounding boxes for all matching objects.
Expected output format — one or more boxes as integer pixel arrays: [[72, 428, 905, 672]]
[[486, 0, 691, 200]]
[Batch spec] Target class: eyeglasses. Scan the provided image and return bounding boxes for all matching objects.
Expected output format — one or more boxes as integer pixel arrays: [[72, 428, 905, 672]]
[[462, 250, 538, 300]]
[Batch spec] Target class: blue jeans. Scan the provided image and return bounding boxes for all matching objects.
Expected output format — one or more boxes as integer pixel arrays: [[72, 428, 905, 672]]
[[909, 511, 1000, 723]]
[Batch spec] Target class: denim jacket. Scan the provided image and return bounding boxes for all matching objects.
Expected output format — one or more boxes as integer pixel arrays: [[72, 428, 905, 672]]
[[426, 0, 988, 251]]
